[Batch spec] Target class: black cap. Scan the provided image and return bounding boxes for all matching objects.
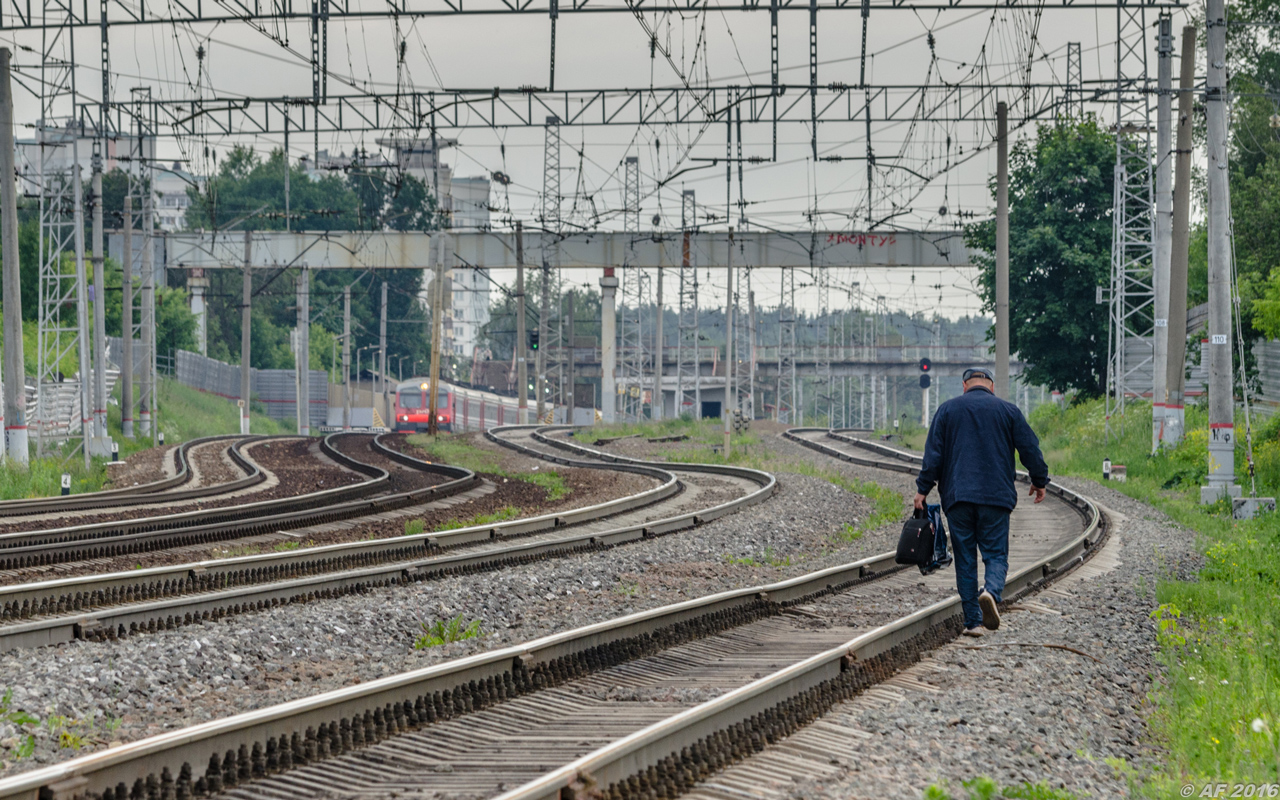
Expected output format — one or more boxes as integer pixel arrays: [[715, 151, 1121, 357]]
[[962, 367, 995, 382]]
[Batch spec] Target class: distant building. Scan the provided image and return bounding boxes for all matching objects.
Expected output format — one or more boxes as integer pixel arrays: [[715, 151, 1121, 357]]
[[153, 162, 201, 231], [15, 124, 198, 232], [361, 137, 493, 361], [16, 121, 153, 193], [446, 176, 492, 358]]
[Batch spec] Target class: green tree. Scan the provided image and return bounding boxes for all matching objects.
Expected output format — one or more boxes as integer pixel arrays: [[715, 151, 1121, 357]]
[[155, 287, 198, 358], [185, 146, 358, 232], [182, 146, 437, 374], [965, 117, 1115, 397]]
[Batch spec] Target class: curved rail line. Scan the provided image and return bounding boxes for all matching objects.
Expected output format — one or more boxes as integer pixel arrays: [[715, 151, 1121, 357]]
[[0, 432, 1105, 800], [0, 434, 483, 571], [0, 435, 268, 518], [0, 426, 772, 651]]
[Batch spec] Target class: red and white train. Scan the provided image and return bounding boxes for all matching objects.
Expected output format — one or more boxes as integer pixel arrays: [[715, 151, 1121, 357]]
[[393, 379, 529, 433]]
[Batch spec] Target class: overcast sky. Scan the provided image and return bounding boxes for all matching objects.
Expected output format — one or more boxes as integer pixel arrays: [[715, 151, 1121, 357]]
[[0, 2, 1199, 318]]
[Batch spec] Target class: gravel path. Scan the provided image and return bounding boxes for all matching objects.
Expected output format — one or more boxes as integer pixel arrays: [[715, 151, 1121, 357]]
[[186, 439, 245, 489], [0, 436, 886, 777], [691, 476, 1202, 799], [103, 443, 179, 489]]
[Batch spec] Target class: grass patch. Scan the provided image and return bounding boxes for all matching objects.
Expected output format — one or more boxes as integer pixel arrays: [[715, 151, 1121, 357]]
[[413, 615, 483, 649], [1028, 396, 1280, 793], [404, 518, 426, 536], [0, 375, 292, 502], [923, 777, 1079, 800], [407, 434, 571, 502], [432, 505, 522, 532], [615, 580, 639, 597], [723, 546, 793, 568], [594, 417, 763, 456], [782, 460, 904, 542], [143, 377, 294, 445]]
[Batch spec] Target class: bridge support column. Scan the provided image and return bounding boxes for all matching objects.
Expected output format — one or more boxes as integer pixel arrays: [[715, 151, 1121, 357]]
[[189, 269, 210, 357], [600, 268, 618, 424]]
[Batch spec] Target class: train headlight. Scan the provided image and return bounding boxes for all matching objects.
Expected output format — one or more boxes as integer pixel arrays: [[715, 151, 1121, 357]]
[[399, 415, 408, 422], [438, 414, 445, 422]]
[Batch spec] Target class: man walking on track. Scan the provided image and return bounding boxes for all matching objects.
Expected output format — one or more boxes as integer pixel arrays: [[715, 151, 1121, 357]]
[[914, 367, 1050, 637]]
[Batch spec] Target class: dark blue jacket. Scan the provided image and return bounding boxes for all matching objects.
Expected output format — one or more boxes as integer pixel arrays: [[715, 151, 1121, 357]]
[[916, 386, 1050, 512]]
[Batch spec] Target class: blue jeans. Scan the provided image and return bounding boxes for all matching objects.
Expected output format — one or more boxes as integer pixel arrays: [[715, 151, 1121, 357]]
[[946, 502, 1010, 629]]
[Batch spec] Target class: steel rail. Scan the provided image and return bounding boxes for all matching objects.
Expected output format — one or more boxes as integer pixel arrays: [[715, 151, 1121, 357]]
[[0, 432, 686, 650], [494, 429, 1104, 800], [0, 549, 904, 800], [0, 434, 473, 569], [488, 425, 778, 532], [0, 435, 264, 517], [0, 437, 1097, 800], [0, 441, 1098, 800]]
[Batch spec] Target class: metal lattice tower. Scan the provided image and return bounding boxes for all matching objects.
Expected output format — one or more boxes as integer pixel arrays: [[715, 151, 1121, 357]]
[[541, 116, 564, 412], [1106, 6, 1156, 426], [619, 156, 646, 420], [677, 190, 700, 419], [33, 45, 85, 458], [1066, 42, 1083, 118]]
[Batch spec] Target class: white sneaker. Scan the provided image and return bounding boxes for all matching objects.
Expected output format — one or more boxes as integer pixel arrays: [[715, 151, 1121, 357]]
[[962, 627, 984, 638], [979, 590, 1001, 631]]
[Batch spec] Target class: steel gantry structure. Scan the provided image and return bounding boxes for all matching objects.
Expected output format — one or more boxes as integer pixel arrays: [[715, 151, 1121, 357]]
[[0, 0, 1181, 447]]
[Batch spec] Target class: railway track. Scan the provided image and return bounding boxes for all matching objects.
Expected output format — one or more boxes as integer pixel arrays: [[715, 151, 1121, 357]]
[[0, 429, 1106, 800], [0, 427, 773, 651], [0, 434, 481, 571], [0, 436, 267, 519]]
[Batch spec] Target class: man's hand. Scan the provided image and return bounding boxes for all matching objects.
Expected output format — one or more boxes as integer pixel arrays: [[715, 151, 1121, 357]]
[[913, 492, 927, 511], [1029, 485, 1046, 504]]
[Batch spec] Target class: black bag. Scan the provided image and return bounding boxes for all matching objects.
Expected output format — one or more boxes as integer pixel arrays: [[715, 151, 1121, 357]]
[[895, 507, 935, 567]]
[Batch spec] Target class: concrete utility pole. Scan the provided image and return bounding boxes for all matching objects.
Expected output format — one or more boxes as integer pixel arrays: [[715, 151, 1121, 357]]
[[240, 231, 252, 435], [0, 48, 25, 463], [995, 101, 1010, 400], [515, 222, 529, 424], [380, 280, 389, 421], [121, 196, 134, 439], [566, 292, 576, 424], [342, 285, 351, 431], [748, 287, 757, 421], [1152, 14, 1174, 454], [427, 235, 445, 435], [90, 158, 110, 456], [139, 192, 154, 439], [724, 228, 734, 457], [73, 166, 92, 468], [1165, 25, 1196, 447], [1202, 0, 1239, 504], [536, 264, 549, 424], [653, 266, 664, 420], [296, 270, 311, 436], [600, 267, 618, 424]]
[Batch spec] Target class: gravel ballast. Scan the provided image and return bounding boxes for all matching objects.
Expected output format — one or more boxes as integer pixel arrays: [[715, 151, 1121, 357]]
[[0, 432, 1191, 796], [0, 439, 887, 777], [689, 476, 1202, 799]]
